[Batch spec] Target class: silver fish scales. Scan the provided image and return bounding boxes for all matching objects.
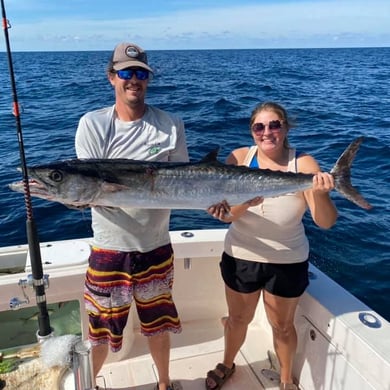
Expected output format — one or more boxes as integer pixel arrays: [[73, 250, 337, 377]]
[[9, 137, 372, 210]]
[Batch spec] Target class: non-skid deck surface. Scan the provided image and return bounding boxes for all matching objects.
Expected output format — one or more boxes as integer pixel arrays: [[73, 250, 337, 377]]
[[96, 351, 263, 390], [96, 320, 280, 390]]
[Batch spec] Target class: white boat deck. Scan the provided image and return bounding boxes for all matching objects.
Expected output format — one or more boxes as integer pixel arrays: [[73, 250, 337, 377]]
[[1, 229, 390, 390], [95, 319, 277, 390]]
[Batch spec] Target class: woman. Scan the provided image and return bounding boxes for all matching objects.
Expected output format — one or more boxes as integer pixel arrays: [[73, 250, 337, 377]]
[[205, 102, 338, 390]]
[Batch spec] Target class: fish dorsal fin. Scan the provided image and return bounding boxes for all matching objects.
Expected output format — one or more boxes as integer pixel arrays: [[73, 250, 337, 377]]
[[200, 148, 219, 162]]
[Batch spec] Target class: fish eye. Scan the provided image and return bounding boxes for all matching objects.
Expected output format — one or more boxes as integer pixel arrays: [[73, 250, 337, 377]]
[[49, 170, 63, 182]]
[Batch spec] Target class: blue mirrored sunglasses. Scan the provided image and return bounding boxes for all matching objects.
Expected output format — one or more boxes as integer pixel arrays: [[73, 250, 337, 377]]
[[116, 69, 149, 80], [251, 120, 283, 133]]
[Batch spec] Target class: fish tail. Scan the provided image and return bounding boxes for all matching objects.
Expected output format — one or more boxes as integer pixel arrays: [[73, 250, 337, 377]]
[[330, 137, 372, 210]]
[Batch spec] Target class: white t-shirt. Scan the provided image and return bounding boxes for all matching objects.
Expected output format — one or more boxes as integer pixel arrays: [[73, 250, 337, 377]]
[[75, 104, 189, 252]]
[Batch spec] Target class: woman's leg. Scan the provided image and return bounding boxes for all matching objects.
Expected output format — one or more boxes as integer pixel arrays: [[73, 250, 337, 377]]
[[206, 285, 260, 389], [263, 290, 300, 385], [223, 285, 261, 367]]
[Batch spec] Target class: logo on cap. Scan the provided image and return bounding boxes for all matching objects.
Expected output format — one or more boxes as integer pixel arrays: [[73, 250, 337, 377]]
[[125, 46, 140, 58]]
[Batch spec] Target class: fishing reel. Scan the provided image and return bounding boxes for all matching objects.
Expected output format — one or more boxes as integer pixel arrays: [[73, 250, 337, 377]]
[[9, 274, 50, 310]]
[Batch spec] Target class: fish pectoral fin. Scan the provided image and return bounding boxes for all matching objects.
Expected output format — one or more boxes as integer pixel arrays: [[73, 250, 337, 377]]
[[64, 204, 89, 210], [101, 182, 128, 192]]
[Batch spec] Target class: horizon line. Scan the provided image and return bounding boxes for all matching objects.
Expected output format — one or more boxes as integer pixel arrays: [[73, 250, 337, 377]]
[[1, 45, 389, 53]]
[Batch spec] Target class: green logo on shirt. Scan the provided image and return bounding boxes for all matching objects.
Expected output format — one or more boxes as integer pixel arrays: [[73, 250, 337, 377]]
[[149, 146, 161, 155]]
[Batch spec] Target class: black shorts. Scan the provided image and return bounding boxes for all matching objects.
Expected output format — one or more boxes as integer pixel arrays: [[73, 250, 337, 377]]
[[220, 252, 309, 298]]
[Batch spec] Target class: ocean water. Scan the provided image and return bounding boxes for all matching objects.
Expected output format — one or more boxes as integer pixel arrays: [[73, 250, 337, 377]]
[[0, 48, 389, 321]]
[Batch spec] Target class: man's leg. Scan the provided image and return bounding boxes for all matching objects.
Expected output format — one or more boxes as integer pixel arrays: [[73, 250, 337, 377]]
[[148, 331, 171, 390], [134, 245, 181, 390], [91, 343, 109, 379]]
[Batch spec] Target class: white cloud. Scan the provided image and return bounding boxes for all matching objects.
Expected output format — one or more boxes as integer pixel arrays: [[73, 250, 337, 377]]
[[2, 0, 389, 51]]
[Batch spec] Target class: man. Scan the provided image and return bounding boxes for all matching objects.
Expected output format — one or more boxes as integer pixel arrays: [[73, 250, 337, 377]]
[[75, 42, 189, 390]]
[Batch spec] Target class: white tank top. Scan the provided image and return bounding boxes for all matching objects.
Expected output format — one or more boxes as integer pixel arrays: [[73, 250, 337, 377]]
[[224, 146, 309, 264]]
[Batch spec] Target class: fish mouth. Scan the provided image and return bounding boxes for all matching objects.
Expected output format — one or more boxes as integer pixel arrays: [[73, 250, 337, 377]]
[[29, 180, 58, 200], [9, 179, 55, 200], [10, 178, 90, 208]]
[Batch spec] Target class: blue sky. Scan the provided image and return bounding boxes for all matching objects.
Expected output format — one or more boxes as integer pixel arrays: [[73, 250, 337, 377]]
[[1, 0, 389, 51]]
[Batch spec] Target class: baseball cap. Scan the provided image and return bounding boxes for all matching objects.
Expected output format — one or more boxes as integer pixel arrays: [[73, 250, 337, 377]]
[[109, 42, 153, 73]]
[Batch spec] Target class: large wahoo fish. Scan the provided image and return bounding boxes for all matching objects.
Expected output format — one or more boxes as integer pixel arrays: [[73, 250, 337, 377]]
[[9, 137, 372, 210]]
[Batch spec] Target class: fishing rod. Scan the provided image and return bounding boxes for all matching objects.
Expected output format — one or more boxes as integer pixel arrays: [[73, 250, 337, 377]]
[[1, 0, 52, 338]]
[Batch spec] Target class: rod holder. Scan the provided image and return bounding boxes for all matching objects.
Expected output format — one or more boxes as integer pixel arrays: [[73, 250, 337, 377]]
[[36, 327, 54, 343], [72, 339, 95, 390]]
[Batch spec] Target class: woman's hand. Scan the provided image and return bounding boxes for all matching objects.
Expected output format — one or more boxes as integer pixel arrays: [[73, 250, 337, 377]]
[[307, 172, 338, 228], [207, 200, 231, 222], [207, 197, 263, 222], [312, 172, 335, 194]]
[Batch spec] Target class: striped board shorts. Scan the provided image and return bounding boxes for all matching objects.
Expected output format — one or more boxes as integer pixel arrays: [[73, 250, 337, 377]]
[[84, 243, 181, 352]]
